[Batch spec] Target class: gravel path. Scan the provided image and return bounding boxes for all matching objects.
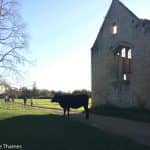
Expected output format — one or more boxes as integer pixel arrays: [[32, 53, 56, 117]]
[[71, 113, 150, 147]]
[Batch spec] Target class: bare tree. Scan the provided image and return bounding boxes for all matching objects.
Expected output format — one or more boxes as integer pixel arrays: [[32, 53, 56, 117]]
[[0, 0, 28, 80]]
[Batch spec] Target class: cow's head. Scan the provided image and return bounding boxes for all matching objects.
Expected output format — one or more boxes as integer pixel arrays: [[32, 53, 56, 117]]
[[50, 94, 60, 102]]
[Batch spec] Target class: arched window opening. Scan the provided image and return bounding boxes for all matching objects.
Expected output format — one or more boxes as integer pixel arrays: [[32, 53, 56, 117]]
[[115, 47, 132, 81], [128, 49, 132, 59], [123, 74, 127, 81], [113, 24, 118, 34], [121, 48, 126, 58]]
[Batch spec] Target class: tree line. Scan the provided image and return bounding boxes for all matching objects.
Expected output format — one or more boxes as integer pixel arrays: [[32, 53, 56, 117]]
[[1, 86, 91, 99]]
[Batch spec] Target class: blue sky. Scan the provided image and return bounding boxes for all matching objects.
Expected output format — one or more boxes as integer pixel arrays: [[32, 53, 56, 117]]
[[18, 0, 150, 91]]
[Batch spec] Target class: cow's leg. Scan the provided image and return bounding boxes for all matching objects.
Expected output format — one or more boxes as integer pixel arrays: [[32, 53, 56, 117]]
[[63, 108, 66, 117], [67, 107, 70, 117], [84, 105, 89, 120]]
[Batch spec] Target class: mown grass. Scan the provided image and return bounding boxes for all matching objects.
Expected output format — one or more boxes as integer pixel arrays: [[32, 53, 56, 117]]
[[0, 101, 50, 120], [0, 101, 150, 150], [91, 105, 150, 123]]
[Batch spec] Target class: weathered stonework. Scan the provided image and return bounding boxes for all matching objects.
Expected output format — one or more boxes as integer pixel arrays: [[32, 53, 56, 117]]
[[91, 0, 150, 109]]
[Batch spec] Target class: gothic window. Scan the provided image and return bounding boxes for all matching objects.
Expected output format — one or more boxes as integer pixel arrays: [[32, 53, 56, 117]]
[[115, 47, 132, 81]]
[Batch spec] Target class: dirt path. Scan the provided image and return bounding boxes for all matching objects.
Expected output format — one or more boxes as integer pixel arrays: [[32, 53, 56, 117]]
[[71, 113, 150, 147]]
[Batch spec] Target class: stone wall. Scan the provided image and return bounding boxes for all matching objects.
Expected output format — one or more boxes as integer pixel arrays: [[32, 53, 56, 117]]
[[91, 0, 150, 109]]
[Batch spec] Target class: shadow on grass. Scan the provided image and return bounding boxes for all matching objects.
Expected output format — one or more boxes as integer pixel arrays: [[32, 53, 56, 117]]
[[0, 114, 149, 150]]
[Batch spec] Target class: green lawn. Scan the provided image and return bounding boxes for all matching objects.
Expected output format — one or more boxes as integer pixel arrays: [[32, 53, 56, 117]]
[[91, 105, 150, 123], [0, 101, 50, 120], [15, 98, 62, 110], [0, 101, 150, 150]]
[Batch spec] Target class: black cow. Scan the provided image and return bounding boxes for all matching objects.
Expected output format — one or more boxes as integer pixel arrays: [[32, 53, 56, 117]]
[[51, 94, 89, 119]]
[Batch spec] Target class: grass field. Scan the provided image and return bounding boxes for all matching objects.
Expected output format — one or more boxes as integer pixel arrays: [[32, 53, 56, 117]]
[[91, 105, 150, 123], [15, 98, 62, 110], [0, 101, 150, 150]]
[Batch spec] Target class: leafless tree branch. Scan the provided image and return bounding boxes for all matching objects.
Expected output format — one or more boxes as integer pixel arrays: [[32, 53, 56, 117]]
[[0, 0, 29, 83]]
